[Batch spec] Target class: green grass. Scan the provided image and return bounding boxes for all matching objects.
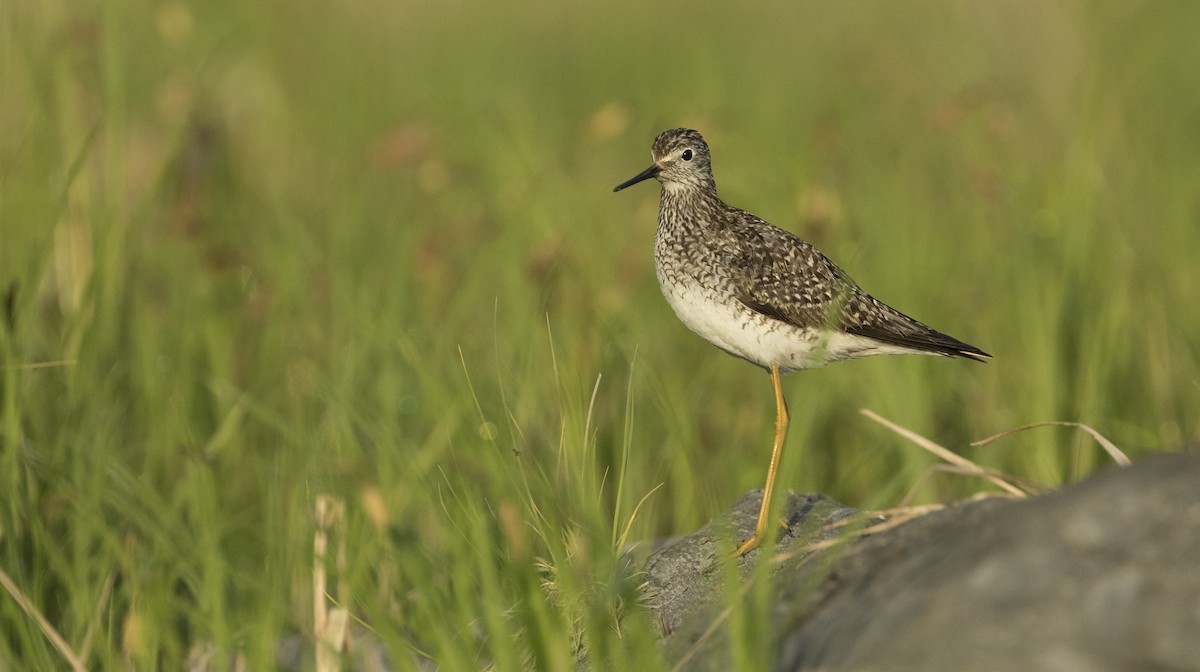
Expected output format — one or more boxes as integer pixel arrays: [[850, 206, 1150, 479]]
[[3, 0, 1199, 668]]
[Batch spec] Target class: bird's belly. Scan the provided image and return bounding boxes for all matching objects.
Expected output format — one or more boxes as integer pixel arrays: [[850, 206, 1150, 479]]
[[658, 278, 828, 372]]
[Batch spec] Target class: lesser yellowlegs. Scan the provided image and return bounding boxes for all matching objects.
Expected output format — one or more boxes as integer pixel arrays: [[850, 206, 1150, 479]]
[[614, 128, 990, 555]]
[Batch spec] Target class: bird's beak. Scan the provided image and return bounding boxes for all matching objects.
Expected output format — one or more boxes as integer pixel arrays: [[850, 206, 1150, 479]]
[[613, 164, 661, 192]]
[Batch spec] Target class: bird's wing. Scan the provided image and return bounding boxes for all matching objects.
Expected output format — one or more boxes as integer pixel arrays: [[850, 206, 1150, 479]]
[[724, 209, 990, 360], [722, 209, 856, 330]]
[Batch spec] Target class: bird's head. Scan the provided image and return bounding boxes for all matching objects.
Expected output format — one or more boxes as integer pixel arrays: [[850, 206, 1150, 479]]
[[613, 128, 715, 193]]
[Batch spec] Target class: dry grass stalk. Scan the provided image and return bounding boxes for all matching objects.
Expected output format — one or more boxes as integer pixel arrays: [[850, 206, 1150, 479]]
[[859, 408, 1029, 496], [0, 565, 86, 671], [971, 421, 1131, 466], [314, 494, 350, 672]]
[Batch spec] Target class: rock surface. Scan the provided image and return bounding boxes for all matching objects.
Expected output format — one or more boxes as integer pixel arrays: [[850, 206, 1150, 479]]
[[639, 451, 1200, 672]]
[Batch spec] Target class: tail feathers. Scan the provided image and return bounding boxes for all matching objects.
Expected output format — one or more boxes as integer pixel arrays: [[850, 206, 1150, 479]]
[[847, 323, 991, 362]]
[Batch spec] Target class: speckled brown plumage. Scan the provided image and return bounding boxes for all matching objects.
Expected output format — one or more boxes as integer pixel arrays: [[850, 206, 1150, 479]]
[[616, 128, 989, 373]]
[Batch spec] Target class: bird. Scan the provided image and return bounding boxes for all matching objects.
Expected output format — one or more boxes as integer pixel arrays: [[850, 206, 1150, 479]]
[[613, 128, 989, 556]]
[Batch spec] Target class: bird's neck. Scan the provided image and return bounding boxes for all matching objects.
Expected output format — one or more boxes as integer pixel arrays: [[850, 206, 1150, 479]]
[[659, 184, 723, 230], [661, 183, 720, 206]]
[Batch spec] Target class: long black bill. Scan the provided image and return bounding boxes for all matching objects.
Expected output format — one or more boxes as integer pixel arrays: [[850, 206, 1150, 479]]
[[613, 164, 661, 192]]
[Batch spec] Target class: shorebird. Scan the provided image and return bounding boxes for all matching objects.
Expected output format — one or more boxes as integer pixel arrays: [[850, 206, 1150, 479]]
[[613, 128, 989, 556]]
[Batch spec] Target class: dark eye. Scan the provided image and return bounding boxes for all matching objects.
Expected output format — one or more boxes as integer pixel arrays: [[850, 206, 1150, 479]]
[[681, 149, 694, 161]]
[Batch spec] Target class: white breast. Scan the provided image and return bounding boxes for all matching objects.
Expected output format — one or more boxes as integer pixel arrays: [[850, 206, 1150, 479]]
[[657, 274, 818, 371]]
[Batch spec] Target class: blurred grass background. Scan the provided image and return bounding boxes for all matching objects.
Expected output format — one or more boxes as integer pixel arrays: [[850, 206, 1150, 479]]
[[2, 0, 1199, 668]]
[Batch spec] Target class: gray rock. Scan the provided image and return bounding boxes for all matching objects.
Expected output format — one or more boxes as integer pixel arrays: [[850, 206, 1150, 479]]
[[638, 492, 866, 640], [639, 451, 1200, 672]]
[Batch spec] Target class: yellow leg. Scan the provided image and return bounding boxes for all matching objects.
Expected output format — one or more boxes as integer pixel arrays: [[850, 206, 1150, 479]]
[[734, 364, 790, 556]]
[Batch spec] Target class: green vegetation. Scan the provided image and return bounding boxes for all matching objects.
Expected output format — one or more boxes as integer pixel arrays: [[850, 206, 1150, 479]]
[[2, 0, 1198, 668]]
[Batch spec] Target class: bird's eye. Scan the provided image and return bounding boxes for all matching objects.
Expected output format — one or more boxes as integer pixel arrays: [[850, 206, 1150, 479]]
[[681, 149, 694, 161]]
